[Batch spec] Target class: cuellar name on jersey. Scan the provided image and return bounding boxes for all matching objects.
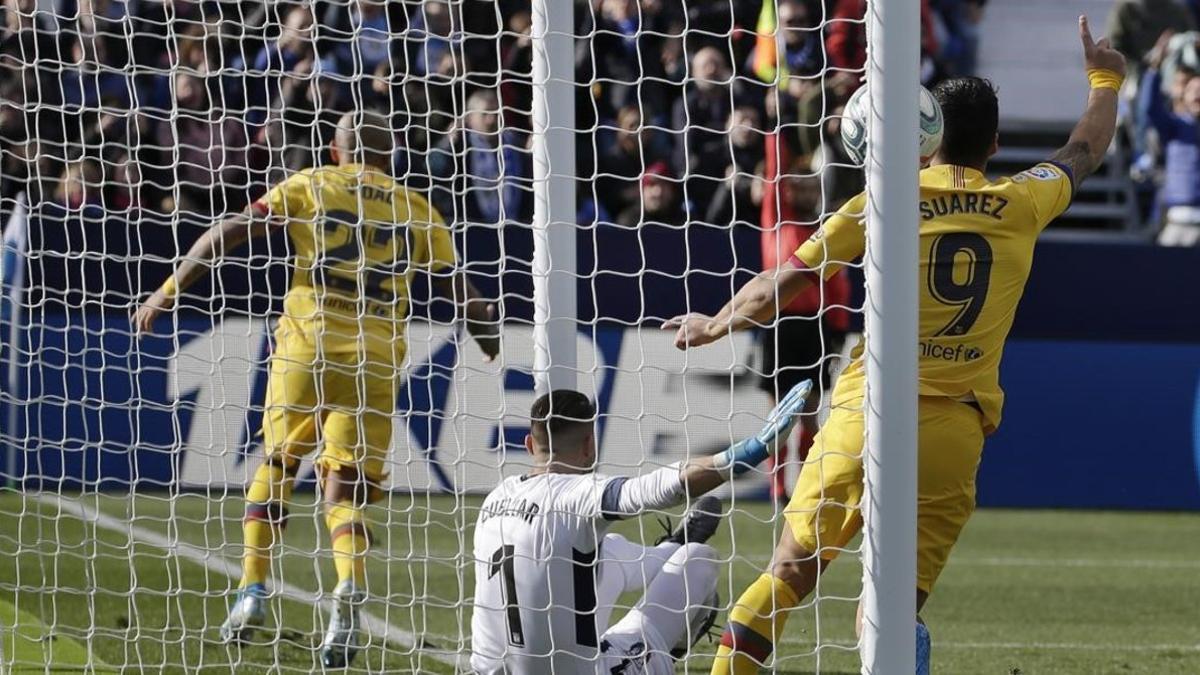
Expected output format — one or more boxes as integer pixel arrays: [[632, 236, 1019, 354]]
[[479, 496, 542, 524]]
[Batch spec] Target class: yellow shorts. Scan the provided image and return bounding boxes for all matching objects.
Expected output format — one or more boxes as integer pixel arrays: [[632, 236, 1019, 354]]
[[261, 335, 402, 484], [783, 396, 984, 594]]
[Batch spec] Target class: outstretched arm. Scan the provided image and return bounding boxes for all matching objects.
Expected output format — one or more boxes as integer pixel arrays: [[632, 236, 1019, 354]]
[[676, 379, 813, 495], [1047, 16, 1127, 183], [596, 380, 813, 519], [661, 263, 815, 350], [132, 207, 271, 334]]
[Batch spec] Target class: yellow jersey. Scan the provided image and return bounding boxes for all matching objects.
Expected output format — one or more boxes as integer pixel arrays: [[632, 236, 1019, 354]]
[[253, 163, 456, 356], [793, 162, 1074, 433]]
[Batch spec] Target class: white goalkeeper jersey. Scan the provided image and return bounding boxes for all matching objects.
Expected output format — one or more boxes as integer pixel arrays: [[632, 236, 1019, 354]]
[[470, 468, 684, 675]]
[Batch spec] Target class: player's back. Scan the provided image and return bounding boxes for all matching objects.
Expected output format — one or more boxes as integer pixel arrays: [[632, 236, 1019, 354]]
[[471, 472, 617, 675], [254, 163, 456, 356], [912, 163, 1072, 430], [808, 161, 1073, 432]]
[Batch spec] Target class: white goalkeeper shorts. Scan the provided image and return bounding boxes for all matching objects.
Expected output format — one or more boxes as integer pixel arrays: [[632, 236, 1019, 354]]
[[594, 536, 720, 675]]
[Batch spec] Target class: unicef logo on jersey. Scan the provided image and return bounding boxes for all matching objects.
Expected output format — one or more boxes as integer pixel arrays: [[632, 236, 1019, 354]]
[[920, 340, 984, 362]]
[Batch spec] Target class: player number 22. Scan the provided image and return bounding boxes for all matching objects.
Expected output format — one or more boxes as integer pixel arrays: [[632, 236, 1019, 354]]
[[316, 209, 399, 304], [927, 232, 993, 336]]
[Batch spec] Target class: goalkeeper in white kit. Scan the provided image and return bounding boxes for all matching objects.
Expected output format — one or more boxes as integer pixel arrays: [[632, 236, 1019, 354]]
[[470, 381, 812, 674]]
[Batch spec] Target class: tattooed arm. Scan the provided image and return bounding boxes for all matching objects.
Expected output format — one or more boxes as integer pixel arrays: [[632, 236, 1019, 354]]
[[1047, 16, 1127, 183]]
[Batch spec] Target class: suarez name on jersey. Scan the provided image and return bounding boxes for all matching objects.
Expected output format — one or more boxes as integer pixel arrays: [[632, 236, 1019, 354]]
[[791, 162, 1074, 433]]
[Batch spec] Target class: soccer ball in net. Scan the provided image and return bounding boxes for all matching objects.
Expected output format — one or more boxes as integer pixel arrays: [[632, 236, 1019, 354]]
[[840, 84, 944, 165]]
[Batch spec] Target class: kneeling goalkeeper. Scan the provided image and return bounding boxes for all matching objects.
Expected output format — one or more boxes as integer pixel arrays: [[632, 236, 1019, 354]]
[[133, 111, 500, 667]]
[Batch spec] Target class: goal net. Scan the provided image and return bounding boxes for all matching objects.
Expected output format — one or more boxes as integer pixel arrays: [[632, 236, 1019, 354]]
[[0, 0, 877, 671]]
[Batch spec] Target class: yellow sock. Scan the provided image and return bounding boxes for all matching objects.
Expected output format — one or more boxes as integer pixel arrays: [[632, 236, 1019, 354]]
[[326, 502, 370, 586], [240, 459, 296, 588], [711, 573, 801, 674]]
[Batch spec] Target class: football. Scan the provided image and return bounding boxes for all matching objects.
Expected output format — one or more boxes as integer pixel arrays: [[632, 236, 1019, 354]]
[[840, 84, 944, 165]]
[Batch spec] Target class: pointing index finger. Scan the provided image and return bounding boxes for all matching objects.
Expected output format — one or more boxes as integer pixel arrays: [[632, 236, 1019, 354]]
[[1080, 15, 1095, 52]]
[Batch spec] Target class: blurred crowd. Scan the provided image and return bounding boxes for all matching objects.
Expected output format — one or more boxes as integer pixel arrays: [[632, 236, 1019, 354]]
[[1109, 0, 1200, 245], [0, 0, 986, 244]]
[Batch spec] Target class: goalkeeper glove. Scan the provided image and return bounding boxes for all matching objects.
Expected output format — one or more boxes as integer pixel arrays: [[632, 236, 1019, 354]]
[[712, 379, 812, 479]]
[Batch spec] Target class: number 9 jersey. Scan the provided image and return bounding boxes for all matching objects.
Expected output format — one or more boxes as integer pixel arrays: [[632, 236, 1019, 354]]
[[253, 163, 456, 359], [791, 162, 1074, 433]]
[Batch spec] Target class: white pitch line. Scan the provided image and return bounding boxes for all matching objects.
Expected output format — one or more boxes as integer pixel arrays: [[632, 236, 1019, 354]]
[[953, 556, 1200, 570], [740, 555, 1200, 570], [776, 637, 1200, 652], [40, 493, 467, 672]]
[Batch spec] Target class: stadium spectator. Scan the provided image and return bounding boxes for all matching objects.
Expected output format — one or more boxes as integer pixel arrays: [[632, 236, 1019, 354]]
[[74, 0, 132, 69], [326, 0, 394, 77], [705, 106, 766, 226], [1107, 0, 1195, 82], [499, 10, 533, 131], [616, 161, 685, 228], [671, 47, 752, 216], [748, 0, 825, 87], [429, 89, 530, 226], [583, 0, 682, 121], [237, 4, 320, 126], [60, 33, 131, 123], [259, 55, 347, 179], [105, 150, 145, 213], [930, 0, 987, 77], [756, 148, 849, 504], [157, 67, 252, 216], [53, 156, 103, 211], [827, 0, 941, 83], [410, 0, 457, 78], [596, 105, 673, 222], [1139, 36, 1200, 245]]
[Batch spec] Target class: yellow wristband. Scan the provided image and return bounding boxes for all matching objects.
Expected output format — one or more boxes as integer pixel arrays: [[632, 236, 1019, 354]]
[[1087, 68, 1124, 92], [160, 275, 179, 299]]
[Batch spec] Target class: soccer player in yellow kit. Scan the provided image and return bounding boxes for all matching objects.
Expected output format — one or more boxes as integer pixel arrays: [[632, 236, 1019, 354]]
[[133, 111, 500, 667], [664, 17, 1125, 675]]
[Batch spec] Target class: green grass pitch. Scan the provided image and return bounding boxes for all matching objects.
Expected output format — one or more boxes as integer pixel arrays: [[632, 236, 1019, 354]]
[[0, 490, 1197, 674]]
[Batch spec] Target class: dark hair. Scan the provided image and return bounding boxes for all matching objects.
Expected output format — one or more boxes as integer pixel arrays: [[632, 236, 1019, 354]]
[[529, 390, 596, 450], [931, 77, 999, 167]]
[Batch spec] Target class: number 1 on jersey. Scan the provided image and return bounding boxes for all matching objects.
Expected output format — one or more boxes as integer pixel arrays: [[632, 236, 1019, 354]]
[[489, 545, 526, 647]]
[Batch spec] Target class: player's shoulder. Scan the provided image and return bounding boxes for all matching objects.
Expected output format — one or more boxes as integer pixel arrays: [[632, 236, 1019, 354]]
[[1004, 162, 1070, 185], [285, 166, 322, 182]]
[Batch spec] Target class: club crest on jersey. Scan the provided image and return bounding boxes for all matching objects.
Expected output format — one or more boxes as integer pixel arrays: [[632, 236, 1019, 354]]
[[1014, 166, 1059, 182]]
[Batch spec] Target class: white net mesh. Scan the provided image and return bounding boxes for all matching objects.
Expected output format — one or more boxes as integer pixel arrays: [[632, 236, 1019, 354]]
[[0, 0, 874, 671]]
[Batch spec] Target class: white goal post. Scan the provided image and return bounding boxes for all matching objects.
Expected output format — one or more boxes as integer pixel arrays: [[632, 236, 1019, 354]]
[[860, 0, 919, 672]]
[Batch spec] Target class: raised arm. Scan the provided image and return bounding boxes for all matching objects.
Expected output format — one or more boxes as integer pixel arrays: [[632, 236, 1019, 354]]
[[1137, 31, 1178, 139], [132, 207, 271, 334], [1047, 16, 1128, 183]]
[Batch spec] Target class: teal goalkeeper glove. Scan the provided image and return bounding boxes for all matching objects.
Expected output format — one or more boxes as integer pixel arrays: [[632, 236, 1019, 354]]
[[713, 379, 813, 479]]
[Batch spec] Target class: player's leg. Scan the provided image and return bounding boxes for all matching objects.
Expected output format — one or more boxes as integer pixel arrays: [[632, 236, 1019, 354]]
[[764, 316, 836, 505], [597, 495, 724, 630], [712, 405, 865, 675], [758, 319, 790, 503], [223, 350, 320, 643], [315, 354, 397, 667], [601, 542, 722, 674], [910, 397, 984, 675], [848, 397, 984, 674]]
